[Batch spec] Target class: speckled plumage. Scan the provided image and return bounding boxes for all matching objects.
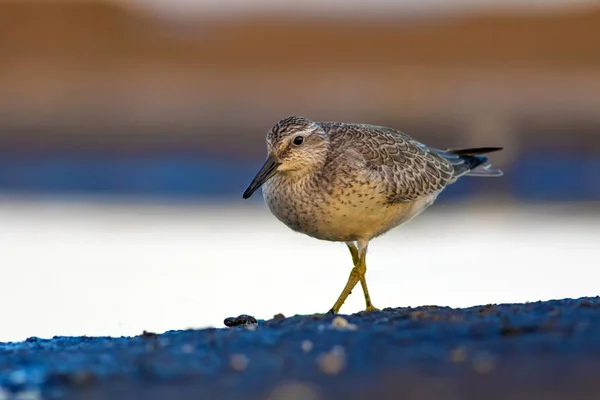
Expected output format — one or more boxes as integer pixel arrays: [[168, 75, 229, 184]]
[[259, 116, 500, 242], [243, 116, 502, 313]]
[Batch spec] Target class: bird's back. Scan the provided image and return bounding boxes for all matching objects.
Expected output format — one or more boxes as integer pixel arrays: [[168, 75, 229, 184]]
[[319, 121, 502, 203]]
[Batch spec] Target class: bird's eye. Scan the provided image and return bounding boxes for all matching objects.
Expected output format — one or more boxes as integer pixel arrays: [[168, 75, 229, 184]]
[[293, 136, 304, 146]]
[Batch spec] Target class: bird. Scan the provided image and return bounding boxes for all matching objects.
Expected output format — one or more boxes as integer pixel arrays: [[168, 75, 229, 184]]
[[242, 116, 502, 314]]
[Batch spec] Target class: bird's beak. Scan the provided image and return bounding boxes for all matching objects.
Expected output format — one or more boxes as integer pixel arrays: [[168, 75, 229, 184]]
[[242, 153, 280, 199]]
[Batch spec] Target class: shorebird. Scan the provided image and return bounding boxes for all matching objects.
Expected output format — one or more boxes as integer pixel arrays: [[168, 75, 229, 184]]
[[243, 116, 502, 314]]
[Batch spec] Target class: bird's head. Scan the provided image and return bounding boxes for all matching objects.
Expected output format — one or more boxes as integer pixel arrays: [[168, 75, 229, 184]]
[[243, 116, 330, 199]]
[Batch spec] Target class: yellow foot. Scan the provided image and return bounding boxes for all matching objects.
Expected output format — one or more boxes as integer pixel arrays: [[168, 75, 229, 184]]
[[365, 305, 381, 312]]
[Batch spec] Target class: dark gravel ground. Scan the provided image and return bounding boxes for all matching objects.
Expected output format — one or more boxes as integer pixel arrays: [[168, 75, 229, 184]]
[[2, 297, 600, 400]]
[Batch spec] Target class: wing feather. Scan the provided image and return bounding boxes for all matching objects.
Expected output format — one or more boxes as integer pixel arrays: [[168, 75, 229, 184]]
[[321, 122, 455, 202]]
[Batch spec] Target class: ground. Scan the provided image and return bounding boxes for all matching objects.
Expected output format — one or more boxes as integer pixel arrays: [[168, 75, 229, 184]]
[[2, 297, 600, 400]]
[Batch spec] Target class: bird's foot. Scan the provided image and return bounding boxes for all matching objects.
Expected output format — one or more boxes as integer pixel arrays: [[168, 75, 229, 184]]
[[365, 305, 381, 312]]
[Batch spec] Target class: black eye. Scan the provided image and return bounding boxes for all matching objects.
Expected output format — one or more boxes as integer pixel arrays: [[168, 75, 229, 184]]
[[293, 136, 304, 146]]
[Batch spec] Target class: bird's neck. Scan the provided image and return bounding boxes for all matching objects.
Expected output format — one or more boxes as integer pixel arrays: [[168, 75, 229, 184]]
[[276, 167, 321, 187]]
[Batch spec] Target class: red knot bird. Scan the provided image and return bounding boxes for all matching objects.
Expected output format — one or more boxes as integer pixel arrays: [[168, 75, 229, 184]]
[[243, 116, 502, 314]]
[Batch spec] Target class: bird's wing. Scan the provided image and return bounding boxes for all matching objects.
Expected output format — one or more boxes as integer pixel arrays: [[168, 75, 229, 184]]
[[322, 122, 456, 202]]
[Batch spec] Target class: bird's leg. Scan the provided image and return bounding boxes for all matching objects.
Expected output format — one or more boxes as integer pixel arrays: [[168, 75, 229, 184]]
[[347, 242, 360, 265], [327, 242, 360, 314], [328, 241, 378, 314], [356, 240, 379, 312], [328, 268, 360, 314]]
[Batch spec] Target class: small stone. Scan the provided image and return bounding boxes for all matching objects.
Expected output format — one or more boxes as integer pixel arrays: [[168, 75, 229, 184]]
[[141, 330, 158, 338], [317, 346, 346, 375], [331, 316, 357, 331], [273, 313, 286, 319], [68, 371, 95, 386], [71, 370, 94, 385], [301, 340, 314, 353], [49, 370, 95, 386], [472, 351, 495, 374], [410, 311, 426, 320], [265, 381, 323, 400], [224, 314, 258, 327], [450, 347, 468, 364], [579, 300, 593, 308], [229, 354, 249, 371], [478, 304, 496, 315]]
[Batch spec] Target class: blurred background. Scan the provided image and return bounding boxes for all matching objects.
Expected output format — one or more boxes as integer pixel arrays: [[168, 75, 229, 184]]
[[0, 0, 599, 342]]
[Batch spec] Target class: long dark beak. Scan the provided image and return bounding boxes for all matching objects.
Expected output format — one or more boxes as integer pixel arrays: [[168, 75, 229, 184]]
[[242, 154, 280, 199]]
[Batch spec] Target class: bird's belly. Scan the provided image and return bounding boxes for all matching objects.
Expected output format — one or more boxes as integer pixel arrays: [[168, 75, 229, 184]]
[[312, 199, 403, 241], [264, 182, 437, 242], [311, 195, 433, 241]]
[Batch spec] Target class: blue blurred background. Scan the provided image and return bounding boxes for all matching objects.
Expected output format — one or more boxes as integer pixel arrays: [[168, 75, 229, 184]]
[[0, 0, 599, 342], [1, 0, 599, 202]]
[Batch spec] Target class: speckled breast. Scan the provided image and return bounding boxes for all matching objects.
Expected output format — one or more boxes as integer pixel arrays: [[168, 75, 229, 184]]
[[261, 174, 427, 242], [261, 175, 329, 239]]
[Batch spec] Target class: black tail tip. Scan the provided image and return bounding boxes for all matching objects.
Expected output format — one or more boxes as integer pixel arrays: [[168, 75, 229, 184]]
[[448, 147, 503, 156]]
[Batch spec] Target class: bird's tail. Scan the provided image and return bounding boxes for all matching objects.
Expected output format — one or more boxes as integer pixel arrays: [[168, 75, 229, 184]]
[[445, 147, 503, 177]]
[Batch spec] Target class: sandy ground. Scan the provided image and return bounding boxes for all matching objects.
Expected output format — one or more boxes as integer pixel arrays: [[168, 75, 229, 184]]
[[2, 297, 600, 399]]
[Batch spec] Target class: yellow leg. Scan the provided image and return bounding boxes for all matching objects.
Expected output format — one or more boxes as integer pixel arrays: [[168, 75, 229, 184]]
[[353, 242, 380, 312], [360, 274, 379, 312], [328, 241, 379, 314], [327, 266, 360, 314], [347, 242, 359, 265]]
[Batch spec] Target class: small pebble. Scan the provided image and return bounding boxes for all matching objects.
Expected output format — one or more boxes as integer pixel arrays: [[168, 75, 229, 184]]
[[472, 351, 495, 374], [478, 304, 497, 316], [273, 313, 286, 320], [265, 381, 323, 400], [410, 311, 426, 320], [229, 354, 249, 371], [331, 316, 357, 331], [224, 314, 258, 327], [450, 347, 468, 364], [317, 346, 346, 375], [68, 371, 95, 386], [49, 370, 95, 386], [301, 340, 314, 353]]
